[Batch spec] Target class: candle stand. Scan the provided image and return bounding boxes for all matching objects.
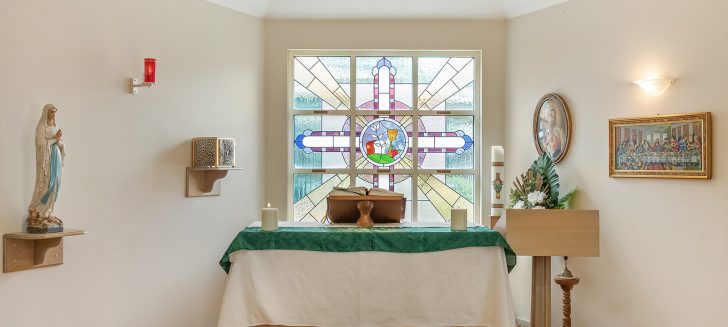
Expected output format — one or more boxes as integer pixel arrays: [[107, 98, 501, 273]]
[[554, 257, 580, 327]]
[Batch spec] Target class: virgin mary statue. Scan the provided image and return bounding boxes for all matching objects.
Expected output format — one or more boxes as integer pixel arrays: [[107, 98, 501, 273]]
[[27, 104, 66, 233]]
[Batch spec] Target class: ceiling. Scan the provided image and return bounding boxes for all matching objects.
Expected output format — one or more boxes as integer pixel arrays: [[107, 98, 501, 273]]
[[205, 0, 568, 19]]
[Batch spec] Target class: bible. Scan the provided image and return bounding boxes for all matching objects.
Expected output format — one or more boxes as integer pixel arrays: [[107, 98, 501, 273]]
[[326, 187, 406, 224]]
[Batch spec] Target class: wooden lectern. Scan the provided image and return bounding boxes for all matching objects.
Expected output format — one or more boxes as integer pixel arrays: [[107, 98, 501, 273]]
[[327, 195, 405, 226], [495, 209, 599, 327]]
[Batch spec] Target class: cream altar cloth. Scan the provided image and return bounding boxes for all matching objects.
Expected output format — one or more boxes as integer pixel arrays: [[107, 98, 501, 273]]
[[218, 246, 516, 326]]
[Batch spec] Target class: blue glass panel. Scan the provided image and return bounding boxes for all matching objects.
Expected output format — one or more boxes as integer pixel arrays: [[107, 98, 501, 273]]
[[294, 115, 350, 169], [417, 116, 474, 169]]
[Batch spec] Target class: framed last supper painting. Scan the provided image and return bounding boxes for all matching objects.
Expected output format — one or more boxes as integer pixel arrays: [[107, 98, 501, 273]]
[[609, 112, 711, 179]]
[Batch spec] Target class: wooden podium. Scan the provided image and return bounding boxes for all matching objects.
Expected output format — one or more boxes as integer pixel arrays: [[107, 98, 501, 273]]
[[496, 209, 599, 327]]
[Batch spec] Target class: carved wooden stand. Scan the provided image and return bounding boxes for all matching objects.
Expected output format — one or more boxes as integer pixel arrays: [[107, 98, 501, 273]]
[[356, 200, 374, 227], [554, 275, 580, 327]]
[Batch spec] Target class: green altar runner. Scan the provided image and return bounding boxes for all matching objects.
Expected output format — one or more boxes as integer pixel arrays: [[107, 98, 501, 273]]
[[220, 223, 516, 273]]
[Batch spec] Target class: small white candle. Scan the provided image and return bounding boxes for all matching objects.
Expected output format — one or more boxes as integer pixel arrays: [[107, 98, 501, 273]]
[[261, 202, 278, 231], [451, 208, 467, 231]]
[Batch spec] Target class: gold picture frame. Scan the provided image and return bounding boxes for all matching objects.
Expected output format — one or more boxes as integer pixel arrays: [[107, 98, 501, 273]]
[[533, 93, 572, 163], [609, 112, 711, 179]]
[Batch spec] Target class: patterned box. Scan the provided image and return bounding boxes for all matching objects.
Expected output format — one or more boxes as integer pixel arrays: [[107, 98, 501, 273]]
[[192, 137, 236, 168]]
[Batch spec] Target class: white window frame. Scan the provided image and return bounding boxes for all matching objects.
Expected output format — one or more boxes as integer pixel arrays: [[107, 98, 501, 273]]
[[287, 49, 482, 222]]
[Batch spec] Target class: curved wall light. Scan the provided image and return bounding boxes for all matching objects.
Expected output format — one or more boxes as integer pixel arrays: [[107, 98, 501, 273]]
[[634, 78, 673, 96]]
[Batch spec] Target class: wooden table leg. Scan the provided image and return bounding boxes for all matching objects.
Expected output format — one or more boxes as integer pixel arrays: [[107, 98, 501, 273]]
[[531, 256, 551, 327]]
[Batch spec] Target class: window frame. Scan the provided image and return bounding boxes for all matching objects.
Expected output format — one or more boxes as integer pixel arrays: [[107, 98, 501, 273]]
[[287, 49, 482, 222]]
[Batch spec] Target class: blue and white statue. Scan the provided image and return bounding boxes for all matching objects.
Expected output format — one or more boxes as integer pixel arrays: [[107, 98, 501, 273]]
[[27, 104, 66, 233]]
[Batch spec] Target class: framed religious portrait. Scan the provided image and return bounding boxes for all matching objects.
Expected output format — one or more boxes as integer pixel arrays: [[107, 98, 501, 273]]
[[609, 112, 711, 179], [533, 93, 571, 163]]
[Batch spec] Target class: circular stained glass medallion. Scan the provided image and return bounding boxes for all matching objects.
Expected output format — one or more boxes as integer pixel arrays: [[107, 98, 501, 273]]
[[360, 118, 409, 167]]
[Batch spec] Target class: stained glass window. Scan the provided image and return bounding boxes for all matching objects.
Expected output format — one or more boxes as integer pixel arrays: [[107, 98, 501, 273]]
[[418, 57, 475, 110], [356, 57, 413, 110], [417, 174, 474, 222], [294, 115, 350, 169], [356, 174, 412, 221], [290, 52, 479, 222], [417, 116, 474, 169], [293, 57, 350, 110], [293, 174, 351, 222], [355, 116, 413, 169]]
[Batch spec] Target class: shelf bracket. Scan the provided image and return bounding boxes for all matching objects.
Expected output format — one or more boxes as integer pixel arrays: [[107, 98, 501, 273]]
[[186, 167, 241, 197], [3, 229, 85, 273]]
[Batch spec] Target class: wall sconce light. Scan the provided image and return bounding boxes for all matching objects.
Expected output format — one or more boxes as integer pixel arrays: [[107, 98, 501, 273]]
[[634, 78, 673, 96], [130, 58, 157, 94]]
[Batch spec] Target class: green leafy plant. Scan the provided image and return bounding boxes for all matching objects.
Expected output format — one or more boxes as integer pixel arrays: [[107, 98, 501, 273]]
[[509, 153, 576, 209]]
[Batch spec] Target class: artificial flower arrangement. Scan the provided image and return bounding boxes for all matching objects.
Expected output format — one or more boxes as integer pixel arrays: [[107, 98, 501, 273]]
[[509, 153, 576, 209]]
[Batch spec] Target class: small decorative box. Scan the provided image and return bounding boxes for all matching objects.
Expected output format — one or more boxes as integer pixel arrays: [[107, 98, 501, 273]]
[[192, 137, 236, 168]]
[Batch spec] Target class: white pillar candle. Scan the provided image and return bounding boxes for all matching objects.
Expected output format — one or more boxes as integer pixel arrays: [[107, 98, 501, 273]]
[[261, 202, 278, 231], [491, 145, 504, 162], [451, 208, 468, 231], [490, 146, 505, 218]]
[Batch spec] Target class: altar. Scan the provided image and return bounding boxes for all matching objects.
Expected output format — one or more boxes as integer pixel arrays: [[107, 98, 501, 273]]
[[217, 222, 517, 327]]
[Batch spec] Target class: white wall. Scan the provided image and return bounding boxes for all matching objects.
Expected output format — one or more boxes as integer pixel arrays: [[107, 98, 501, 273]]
[[506, 0, 728, 325], [5, 1, 724, 325], [264, 19, 508, 220], [0, 0, 264, 326]]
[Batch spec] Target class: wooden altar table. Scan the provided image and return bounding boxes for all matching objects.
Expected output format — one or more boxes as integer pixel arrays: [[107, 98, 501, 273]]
[[217, 222, 517, 327]]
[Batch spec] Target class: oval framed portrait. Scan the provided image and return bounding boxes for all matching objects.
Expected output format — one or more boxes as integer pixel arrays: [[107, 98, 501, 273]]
[[532, 93, 571, 163]]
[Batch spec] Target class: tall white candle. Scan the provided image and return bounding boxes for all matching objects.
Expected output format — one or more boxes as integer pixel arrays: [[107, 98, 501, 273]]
[[451, 208, 467, 231], [261, 202, 278, 231], [491, 146, 504, 162], [490, 146, 505, 218]]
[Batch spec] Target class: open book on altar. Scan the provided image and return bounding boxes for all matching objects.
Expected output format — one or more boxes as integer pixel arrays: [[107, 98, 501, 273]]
[[327, 187, 405, 223], [329, 186, 403, 197]]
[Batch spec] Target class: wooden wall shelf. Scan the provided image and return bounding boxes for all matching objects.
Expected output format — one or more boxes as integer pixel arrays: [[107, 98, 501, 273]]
[[3, 228, 86, 273], [186, 167, 242, 197]]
